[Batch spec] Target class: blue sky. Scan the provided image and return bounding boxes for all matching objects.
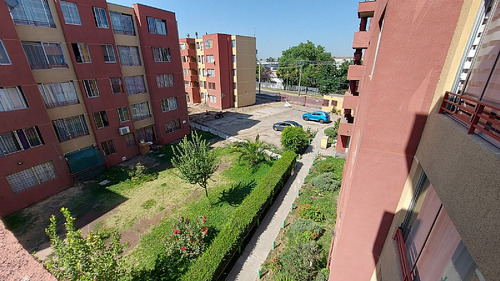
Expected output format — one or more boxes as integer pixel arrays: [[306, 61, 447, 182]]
[[111, 0, 359, 60]]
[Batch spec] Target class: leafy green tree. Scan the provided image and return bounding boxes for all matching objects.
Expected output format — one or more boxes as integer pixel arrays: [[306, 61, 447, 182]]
[[281, 126, 309, 154], [172, 131, 218, 202], [234, 135, 270, 166], [265, 57, 276, 62], [44, 208, 125, 281]]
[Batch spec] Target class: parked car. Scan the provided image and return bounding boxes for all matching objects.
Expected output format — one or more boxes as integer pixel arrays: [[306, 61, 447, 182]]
[[302, 111, 330, 123], [273, 121, 302, 131]]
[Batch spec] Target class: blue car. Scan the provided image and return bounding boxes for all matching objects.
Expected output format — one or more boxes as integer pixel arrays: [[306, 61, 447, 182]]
[[302, 111, 330, 123]]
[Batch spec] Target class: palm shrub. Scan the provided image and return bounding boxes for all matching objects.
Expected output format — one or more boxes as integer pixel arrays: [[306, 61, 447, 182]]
[[281, 126, 309, 154], [234, 134, 270, 166]]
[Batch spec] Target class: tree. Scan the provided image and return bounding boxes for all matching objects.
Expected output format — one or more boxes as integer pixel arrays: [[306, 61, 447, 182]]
[[44, 208, 125, 281], [234, 135, 270, 166], [266, 57, 276, 62], [172, 131, 218, 203], [281, 126, 310, 154]]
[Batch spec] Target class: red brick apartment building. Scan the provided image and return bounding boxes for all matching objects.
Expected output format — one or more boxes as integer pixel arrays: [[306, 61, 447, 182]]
[[180, 33, 256, 109], [0, 0, 189, 216], [330, 0, 499, 280]]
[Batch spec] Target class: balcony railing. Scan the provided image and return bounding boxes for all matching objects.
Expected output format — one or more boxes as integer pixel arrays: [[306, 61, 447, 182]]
[[393, 228, 412, 281], [439, 92, 500, 145]]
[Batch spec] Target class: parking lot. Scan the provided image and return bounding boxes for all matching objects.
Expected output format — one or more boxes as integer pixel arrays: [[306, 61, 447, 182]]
[[197, 102, 339, 148]]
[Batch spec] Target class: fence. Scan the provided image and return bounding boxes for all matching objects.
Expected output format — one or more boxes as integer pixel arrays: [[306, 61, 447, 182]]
[[257, 82, 321, 95], [280, 93, 327, 109]]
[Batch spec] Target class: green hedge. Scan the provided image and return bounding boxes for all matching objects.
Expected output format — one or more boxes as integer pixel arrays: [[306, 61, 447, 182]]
[[181, 151, 297, 281]]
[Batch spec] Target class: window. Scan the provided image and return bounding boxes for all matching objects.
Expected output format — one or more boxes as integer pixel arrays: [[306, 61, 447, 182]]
[[233, 82, 237, 89], [38, 81, 78, 108], [7, 162, 56, 193], [232, 55, 235, 63], [110, 11, 135, 35], [231, 40, 235, 48], [206, 55, 214, 63], [101, 44, 116, 63], [203, 81, 207, 89], [205, 39, 213, 49], [201, 55, 205, 64], [201, 68, 206, 77], [93, 111, 109, 129], [71, 43, 91, 63], [124, 133, 135, 147], [208, 82, 216, 90], [101, 140, 115, 155], [0, 87, 28, 112], [233, 69, 236, 76], [179, 43, 187, 50], [0, 40, 11, 65], [60, 1, 81, 25], [8, 0, 55, 27], [124, 76, 146, 94], [184, 81, 190, 87], [93, 7, 109, 28], [117, 45, 141, 66], [52, 115, 89, 142], [83, 79, 99, 98], [207, 69, 215, 77], [161, 97, 177, 112], [183, 69, 190, 76], [109, 77, 123, 94], [117, 107, 130, 122], [22, 42, 67, 69], [136, 125, 155, 143], [165, 119, 181, 133], [0, 126, 43, 157], [131, 102, 151, 121], [156, 74, 175, 88], [147, 17, 167, 35], [152, 47, 171, 62], [209, 95, 217, 103]]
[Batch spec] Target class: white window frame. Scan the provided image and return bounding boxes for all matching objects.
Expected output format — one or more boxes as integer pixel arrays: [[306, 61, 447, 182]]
[[161, 97, 178, 112], [152, 47, 171, 62], [0, 40, 11, 65], [101, 44, 116, 63], [38, 81, 79, 108], [60, 1, 81, 25], [117, 45, 141, 66], [83, 79, 100, 98], [131, 101, 151, 121], [0, 86, 28, 112], [7, 161, 56, 193], [117, 107, 130, 123], [71, 43, 91, 63], [93, 111, 109, 129], [156, 74, 175, 88], [93, 7, 109, 29]]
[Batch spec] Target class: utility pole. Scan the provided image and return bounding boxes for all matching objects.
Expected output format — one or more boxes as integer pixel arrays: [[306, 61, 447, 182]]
[[258, 59, 261, 95], [298, 61, 303, 96]]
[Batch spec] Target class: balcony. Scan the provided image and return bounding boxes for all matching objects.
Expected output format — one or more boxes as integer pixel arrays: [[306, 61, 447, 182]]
[[347, 65, 365, 81], [353, 31, 370, 49], [440, 91, 500, 147], [184, 74, 198, 81], [338, 122, 354, 137], [343, 94, 359, 110], [180, 48, 196, 57], [182, 62, 197, 69], [358, 1, 376, 18]]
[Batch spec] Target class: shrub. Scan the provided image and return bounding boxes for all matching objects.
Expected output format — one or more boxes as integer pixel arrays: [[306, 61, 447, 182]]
[[286, 218, 324, 242], [297, 204, 324, 222], [310, 172, 341, 192], [315, 268, 330, 281], [279, 241, 322, 281], [281, 126, 309, 154], [181, 151, 297, 281], [166, 216, 209, 259]]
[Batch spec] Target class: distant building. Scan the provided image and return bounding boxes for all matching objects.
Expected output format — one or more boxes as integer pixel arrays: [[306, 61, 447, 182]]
[[180, 34, 256, 109], [329, 0, 499, 280], [0, 0, 189, 216], [332, 56, 353, 67]]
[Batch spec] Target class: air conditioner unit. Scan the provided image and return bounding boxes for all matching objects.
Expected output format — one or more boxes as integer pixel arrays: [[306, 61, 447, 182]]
[[118, 126, 130, 135]]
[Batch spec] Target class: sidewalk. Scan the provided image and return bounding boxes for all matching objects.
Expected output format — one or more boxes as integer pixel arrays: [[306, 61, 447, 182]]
[[225, 128, 330, 281]]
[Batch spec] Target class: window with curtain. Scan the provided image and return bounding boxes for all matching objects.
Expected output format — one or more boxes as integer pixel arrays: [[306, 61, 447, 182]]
[[117, 45, 141, 66], [0, 126, 43, 157], [131, 102, 151, 121], [152, 47, 171, 62], [38, 81, 78, 108], [22, 42, 67, 69], [0, 40, 11, 65], [0, 86, 28, 112], [52, 115, 89, 142], [101, 44, 116, 63], [60, 1, 80, 25], [93, 111, 109, 129], [206, 55, 215, 63], [7, 0, 55, 27], [205, 39, 213, 49], [83, 79, 100, 98], [147, 16, 167, 35], [101, 139, 115, 155], [156, 74, 174, 88], [110, 11, 135, 35], [71, 43, 91, 63], [124, 76, 146, 94], [136, 125, 155, 143], [207, 69, 215, 77], [7, 161, 56, 193], [93, 7, 109, 28], [109, 77, 123, 94], [165, 119, 181, 133], [117, 107, 130, 122], [161, 97, 178, 112]]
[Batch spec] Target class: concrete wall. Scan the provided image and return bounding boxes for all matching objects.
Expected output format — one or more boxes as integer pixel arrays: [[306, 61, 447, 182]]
[[232, 35, 256, 107]]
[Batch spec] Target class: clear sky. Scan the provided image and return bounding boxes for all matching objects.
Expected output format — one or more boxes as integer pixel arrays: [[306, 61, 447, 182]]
[[110, 0, 359, 60]]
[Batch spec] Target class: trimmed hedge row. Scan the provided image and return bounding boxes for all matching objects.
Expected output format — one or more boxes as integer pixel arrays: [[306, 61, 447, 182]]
[[181, 151, 297, 281]]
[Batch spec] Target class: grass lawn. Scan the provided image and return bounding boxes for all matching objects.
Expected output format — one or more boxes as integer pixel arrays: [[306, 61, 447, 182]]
[[261, 156, 344, 281]]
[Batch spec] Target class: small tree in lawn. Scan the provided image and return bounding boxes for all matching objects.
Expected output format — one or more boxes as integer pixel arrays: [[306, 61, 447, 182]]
[[172, 131, 218, 204], [234, 134, 270, 166], [44, 208, 125, 281], [281, 126, 309, 154]]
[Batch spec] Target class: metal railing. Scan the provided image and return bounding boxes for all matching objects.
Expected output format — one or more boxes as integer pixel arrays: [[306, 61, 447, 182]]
[[393, 228, 412, 281], [440, 92, 500, 146]]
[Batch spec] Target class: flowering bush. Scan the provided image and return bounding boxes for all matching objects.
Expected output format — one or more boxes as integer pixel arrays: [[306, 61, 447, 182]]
[[297, 204, 324, 222], [166, 216, 209, 259]]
